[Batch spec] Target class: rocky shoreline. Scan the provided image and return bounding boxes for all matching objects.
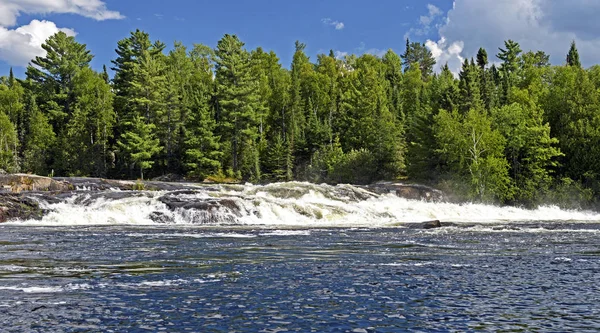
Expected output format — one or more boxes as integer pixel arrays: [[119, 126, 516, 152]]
[[0, 174, 446, 226]]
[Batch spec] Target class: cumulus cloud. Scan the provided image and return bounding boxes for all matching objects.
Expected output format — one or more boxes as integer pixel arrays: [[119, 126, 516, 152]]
[[425, 0, 600, 74], [420, 4, 442, 26], [0, 0, 124, 27], [406, 3, 443, 38], [0, 0, 122, 67], [322, 18, 345, 30], [0, 19, 76, 66], [425, 37, 465, 75]]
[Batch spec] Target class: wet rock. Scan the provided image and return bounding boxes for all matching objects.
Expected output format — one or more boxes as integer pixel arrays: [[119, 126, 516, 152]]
[[404, 220, 442, 229], [0, 174, 72, 193], [149, 212, 172, 224], [159, 196, 242, 216], [365, 182, 444, 201], [158, 194, 246, 225], [73, 191, 153, 206], [0, 193, 44, 223]]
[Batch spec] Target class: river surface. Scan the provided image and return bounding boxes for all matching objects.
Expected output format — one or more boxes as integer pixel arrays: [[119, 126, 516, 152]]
[[1, 223, 600, 332]]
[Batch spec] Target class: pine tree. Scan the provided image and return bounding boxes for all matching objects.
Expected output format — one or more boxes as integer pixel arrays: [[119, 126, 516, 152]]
[[185, 101, 222, 179], [26, 31, 93, 131], [215, 34, 262, 180], [184, 44, 222, 179], [401, 38, 436, 80], [458, 58, 483, 113], [111, 30, 166, 177], [117, 115, 162, 180], [476, 48, 488, 70], [566, 40, 581, 68]]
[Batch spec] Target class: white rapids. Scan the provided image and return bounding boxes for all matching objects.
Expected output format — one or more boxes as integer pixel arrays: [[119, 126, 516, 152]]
[[6, 182, 600, 227]]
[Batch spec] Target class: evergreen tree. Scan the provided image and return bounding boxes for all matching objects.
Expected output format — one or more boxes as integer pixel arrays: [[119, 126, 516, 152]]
[[22, 95, 55, 175], [214, 34, 262, 181], [382, 49, 404, 123], [497, 40, 522, 105], [476, 48, 488, 70], [402, 38, 436, 80], [26, 31, 93, 131], [566, 40, 581, 68], [117, 115, 161, 180], [25, 31, 94, 175], [458, 58, 482, 113], [184, 44, 222, 179], [66, 67, 115, 176], [111, 30, 166, 177]]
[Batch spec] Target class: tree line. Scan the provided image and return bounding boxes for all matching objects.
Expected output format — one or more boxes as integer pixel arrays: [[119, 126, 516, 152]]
[[0, 30, 598, 208]]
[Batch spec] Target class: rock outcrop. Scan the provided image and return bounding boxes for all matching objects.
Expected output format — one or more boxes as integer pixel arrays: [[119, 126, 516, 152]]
[[403, 220, 442, 229], [0, 174, 72, 193], [0, 193, 44, 222]]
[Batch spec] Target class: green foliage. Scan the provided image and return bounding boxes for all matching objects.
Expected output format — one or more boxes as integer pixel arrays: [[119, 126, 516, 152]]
[[402, 38, 436, 80], [3, 30, 600, 209], [434, 108, 512, 202], [566, 40, 581, 68], [215, 34, 262, 180], [66, 67, 115, 176], [307, 140, 376, 185], [117, 115, 162, 180], [0, 112, 19, 172], [21, 95, 54, 174]]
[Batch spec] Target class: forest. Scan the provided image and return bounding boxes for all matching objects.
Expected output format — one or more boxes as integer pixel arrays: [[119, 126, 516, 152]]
[[0, 30, 598, 208]]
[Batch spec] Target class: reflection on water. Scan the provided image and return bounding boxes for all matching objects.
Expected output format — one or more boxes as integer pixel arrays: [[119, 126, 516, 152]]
[[0, 224, 599, 332]]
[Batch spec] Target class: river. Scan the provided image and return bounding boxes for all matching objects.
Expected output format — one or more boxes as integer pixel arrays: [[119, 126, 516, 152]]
[[0, 182, 599, 332]]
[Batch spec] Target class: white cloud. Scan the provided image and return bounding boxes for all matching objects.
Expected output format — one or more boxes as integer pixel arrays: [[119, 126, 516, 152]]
[[0, 0, 124, 27], [334, 50, 348, 59], [425, 37, 464, 76], [407, 3, 443, 38], [0, 19, 76, 66], [365, 48, 387, 58], [426, 0, 600, 74], [0, 0, 122, 67], [322, 18, 345, 31], [420, 4, 442, 26]]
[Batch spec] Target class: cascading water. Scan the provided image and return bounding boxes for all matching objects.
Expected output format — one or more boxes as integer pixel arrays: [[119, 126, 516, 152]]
[[8, 182, 600, 227]]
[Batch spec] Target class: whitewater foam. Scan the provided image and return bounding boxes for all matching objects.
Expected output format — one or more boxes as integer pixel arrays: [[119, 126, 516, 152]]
[[6, 182, 600, 227]]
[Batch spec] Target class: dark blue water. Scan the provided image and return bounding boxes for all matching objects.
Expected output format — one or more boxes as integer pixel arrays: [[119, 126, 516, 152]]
[[1, 224, 600, 332]]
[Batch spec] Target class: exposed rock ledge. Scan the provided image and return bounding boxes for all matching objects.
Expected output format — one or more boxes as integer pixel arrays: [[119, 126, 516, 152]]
[[0, 174, 447, 224], [0, 174, 73, 192]]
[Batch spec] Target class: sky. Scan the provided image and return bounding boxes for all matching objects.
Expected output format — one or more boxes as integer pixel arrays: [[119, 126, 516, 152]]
[[0, 0, 598, 78]]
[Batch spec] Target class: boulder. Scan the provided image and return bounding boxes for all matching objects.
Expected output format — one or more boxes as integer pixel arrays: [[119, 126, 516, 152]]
[[0, 193, 44, 223], [0, 174, 72, 193], [404, 220, 442, 229]]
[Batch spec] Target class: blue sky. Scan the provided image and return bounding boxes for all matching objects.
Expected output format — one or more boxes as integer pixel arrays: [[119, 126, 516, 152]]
[[1, 0, 599, 78], [0, 0, 450, 77]]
